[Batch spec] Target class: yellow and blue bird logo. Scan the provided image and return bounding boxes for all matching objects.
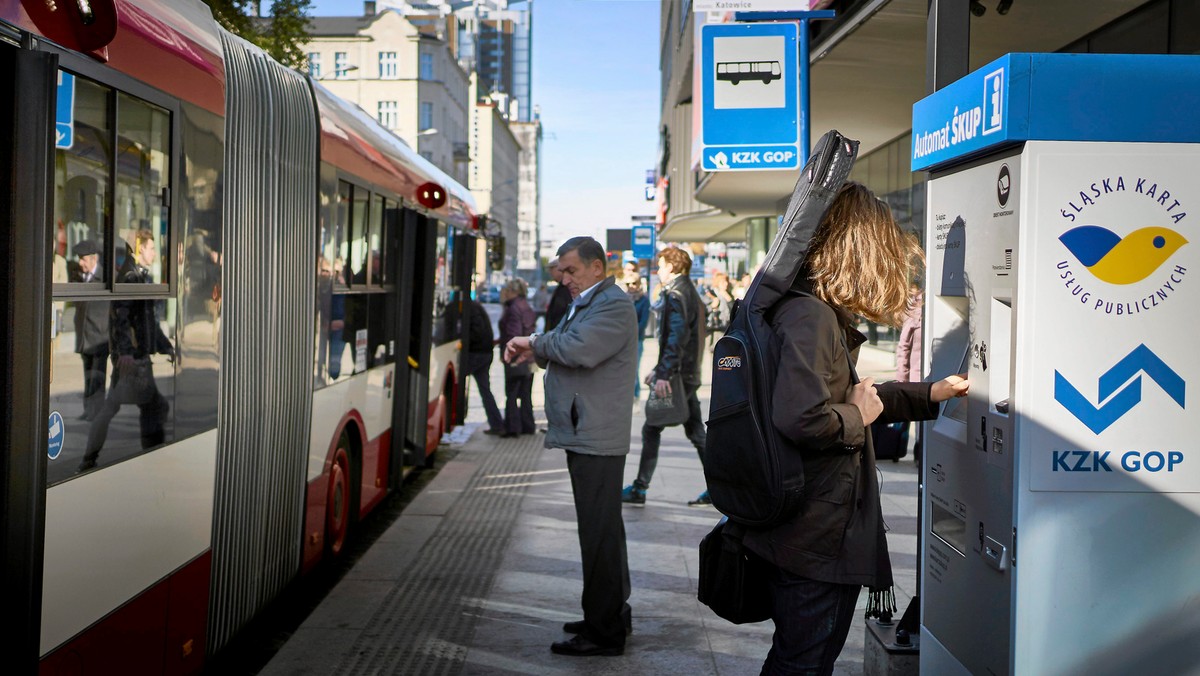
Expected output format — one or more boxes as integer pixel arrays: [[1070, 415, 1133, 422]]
[[1059, 225, 1188, 285]]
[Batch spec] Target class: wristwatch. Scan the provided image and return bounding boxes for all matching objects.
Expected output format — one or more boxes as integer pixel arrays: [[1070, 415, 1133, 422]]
[[528, 332, 540, 348]]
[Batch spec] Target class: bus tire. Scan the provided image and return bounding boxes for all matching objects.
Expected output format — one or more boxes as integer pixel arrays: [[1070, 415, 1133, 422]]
[[326, 439, 352, 556]]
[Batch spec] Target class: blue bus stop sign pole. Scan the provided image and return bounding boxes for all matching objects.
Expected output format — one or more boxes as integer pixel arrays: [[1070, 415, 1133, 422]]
[[734, 10, 836, 167]]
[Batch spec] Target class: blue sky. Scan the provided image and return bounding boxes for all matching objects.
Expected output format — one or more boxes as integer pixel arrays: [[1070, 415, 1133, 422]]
[[310, 0, 662, 245]]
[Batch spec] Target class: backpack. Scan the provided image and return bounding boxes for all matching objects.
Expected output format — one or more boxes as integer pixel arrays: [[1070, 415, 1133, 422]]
[[703, 130, 859, 529]]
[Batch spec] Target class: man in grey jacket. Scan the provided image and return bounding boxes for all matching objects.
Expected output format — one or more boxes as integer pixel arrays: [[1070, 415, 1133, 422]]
[[505, 236, 638, 657]]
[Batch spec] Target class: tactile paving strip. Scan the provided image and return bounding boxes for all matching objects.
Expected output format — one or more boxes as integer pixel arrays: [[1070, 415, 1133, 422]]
[[336, 433, 546, 675]]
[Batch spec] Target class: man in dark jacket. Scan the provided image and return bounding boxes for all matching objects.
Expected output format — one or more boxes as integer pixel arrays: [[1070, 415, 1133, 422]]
[[621, 246, 709, 506], [71, 239, 109, 420], [464, 296, 504, 434], [544, 256, 573, 332], [80, 231, 174, 471]]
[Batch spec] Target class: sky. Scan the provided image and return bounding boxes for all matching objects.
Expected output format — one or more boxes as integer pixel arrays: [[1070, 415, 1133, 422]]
[[309, 0, 662, 246]]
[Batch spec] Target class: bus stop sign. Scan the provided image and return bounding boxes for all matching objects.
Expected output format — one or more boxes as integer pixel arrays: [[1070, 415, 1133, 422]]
[[632, 224, 656, 260], [700, 22, 799, 172]]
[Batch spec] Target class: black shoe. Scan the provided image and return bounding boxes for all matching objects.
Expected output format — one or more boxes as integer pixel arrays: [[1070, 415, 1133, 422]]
[[483, 428, 504, 436], [563, 619, 632, 636], [78, 458, 97, 472], [620, 484, 646, 505], [550, 635, 623, 657], [501, 432, 519, 438], [687, 490, 712, 506]]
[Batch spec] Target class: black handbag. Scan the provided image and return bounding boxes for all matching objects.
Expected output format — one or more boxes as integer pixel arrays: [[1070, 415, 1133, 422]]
[[644, 373, 688, 426], [697, 518, 772, 624]]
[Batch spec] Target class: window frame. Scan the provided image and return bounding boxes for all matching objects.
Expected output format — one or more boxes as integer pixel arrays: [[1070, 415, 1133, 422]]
[[334, 51, 349, 79], [307, 52, 322, 79], [378, 51, 398, 79], [377, 100, 398, 130], [419, 52, 434, 80], [419, 101, 434, 131], [48, 46, 181, 301]]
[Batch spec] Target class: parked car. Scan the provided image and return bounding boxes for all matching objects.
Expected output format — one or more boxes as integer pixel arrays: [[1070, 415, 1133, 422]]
[[479, 285, 503, 303]]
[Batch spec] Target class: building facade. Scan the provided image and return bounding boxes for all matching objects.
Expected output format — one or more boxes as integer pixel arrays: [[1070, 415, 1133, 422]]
[[510, 115, 543, 281], [469, 75, 521, 280], [303, 5, 471, 185]]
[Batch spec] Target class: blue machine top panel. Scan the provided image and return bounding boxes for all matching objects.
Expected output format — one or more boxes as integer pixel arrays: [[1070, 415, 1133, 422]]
[[911, 53, 1200, 171]]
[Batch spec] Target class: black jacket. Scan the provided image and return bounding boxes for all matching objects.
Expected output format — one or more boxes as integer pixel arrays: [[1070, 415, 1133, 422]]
[[743, 292, 937, 590], [545, 283, 573, 332], [111, 265, 173, 359], [71, 268, 109, 355], [653, 275, 706, 388], [465, 300, 494, 355]]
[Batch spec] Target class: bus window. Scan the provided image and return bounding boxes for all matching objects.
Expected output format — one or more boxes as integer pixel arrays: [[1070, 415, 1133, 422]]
[[114, 91, 171, 288], [369, 193, 385, 287], [48, 71, 177, 483], [348, 184, 369, 285]]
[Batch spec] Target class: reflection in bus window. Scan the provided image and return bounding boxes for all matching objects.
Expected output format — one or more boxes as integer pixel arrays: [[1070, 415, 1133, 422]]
[[115, 92, 171, 285], [349, 184, 369, 285], [54, 75, 110, 289], [369, 193, 385, 286], [431, 222, 454, 345]]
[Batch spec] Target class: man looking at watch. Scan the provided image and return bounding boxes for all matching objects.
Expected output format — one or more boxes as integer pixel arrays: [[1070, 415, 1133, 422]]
[[504, 236, 638, 657]]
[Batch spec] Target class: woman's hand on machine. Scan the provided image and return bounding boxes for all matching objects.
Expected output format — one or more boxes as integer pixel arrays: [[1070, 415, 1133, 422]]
[[931, 373, 970, 403]]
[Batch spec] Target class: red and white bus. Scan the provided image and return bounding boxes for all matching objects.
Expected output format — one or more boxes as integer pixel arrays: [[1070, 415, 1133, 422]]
[[0, 1, 480, 672]]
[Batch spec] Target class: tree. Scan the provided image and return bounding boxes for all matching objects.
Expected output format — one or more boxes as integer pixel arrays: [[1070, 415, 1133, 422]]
[[201, 0, 313, 70]]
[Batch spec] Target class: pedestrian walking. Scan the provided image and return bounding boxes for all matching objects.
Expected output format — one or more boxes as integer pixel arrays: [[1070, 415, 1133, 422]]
[[621, 246, 710, 506], [498, 278, 536, 437], [504, 236, 638, 657], [544, 257, 573, 332], [744, 182, 968, 675], [464, 296, 504, 435], [626, 277, 650, 399]]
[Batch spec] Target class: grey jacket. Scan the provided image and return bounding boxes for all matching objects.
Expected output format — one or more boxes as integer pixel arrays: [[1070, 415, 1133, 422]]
[[535, 276, 638, 456]]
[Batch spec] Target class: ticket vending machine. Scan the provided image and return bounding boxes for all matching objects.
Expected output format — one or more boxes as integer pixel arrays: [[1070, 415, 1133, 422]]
[[912, 54, 1200, 675]]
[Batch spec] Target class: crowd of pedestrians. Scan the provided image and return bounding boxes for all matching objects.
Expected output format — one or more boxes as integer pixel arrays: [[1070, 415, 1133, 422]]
[[466, 183, 962, 672]]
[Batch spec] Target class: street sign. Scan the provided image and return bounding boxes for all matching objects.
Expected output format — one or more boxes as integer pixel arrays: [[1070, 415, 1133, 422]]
[[55, 70, 75, 149], [695, 1, 828, 10], [700, 22, 799, 172], [631, 224, 656, 260]]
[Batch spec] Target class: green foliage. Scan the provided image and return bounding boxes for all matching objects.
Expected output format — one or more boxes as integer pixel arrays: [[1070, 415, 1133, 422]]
[[201, 0, 313, 69]]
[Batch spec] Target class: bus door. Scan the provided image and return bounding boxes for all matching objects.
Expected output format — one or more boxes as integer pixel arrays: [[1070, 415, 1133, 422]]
[[451, 231, 476, 426], [0, 40, 56, 672], [398, 209, 436, 469], [386, 205, 414, 485]]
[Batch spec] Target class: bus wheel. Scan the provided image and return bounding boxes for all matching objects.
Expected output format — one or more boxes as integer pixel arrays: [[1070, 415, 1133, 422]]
[[730, 78, 740, 85], [326, 441, 352, 556]]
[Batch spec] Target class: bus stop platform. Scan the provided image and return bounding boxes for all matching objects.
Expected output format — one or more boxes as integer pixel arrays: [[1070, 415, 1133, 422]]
[[256, 342, 918, 675]]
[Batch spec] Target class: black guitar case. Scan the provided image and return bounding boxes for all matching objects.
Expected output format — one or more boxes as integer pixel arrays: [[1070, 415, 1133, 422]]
[[703, 130, 859, 529]]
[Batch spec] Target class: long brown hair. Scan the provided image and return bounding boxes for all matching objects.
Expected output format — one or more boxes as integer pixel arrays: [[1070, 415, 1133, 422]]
[[804, 182, 923, 327]]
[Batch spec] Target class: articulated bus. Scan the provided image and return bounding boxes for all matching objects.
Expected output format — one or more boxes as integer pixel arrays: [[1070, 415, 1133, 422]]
[[0, 1, 480, 672]]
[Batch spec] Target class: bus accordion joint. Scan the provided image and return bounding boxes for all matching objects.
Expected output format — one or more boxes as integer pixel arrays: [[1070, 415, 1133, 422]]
[[407, 356, 420, 369]]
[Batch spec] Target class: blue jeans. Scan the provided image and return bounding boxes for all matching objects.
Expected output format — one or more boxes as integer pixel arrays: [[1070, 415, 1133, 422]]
[[761, 567, 861, 675], [466, 351, 503, 431], [633, 339, 644, 398]]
